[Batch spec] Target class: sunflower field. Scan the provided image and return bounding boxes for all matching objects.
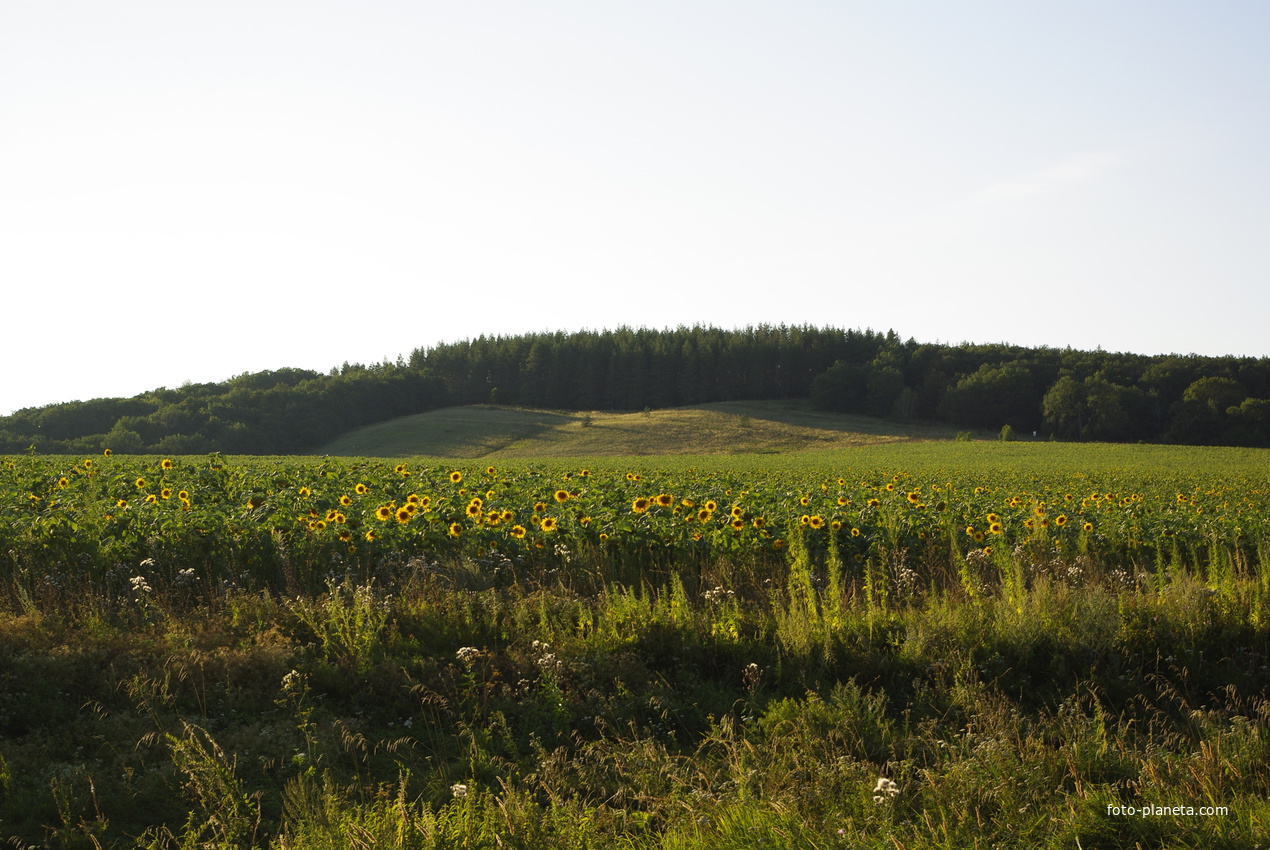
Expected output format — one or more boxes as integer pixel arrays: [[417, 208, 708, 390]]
[[2, 446, 1270, 848]]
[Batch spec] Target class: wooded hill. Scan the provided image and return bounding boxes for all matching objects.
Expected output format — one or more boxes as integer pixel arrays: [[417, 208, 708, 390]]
[[4, 325, 1269, 455]]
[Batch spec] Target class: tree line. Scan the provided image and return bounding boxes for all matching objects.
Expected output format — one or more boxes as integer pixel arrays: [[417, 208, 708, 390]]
[[3, 325, 1268, 454]]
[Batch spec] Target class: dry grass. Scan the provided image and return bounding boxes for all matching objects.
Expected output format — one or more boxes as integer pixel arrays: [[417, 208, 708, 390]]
[[317, 400, 969, 458]]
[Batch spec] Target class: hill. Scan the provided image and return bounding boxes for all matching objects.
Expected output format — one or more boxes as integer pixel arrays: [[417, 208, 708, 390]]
[[5, 324, 1270, 456], [316, 400, 969, 458]]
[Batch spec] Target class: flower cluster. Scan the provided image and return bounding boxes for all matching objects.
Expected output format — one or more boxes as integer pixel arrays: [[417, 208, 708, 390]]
[[872, 776, 900, 803]]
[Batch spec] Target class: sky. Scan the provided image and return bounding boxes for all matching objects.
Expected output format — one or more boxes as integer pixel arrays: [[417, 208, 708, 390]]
[[3, 1, 1269, 415]]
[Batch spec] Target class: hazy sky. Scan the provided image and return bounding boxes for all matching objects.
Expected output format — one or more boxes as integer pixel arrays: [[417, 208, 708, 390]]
[[3, 1, 1268, 415]]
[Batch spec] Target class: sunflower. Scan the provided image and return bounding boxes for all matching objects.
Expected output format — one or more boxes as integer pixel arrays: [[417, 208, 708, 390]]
[[326, 509, 339, 521], [116, 499, 127, 509], [394, 464, 407, 474], [510, 525, 526, 539], [772, 539, 787, 550], [799, 515, 811, 526], [396, 507, 412, 523], [160, 487, 172, 499], [83, 459, 93, 468], [632, 497, 651, 513], [466, 502, 483, 518], [450, 471, 463, 483], [655, 494, 675, 508], [752, 516, 766, 529], [625, 472, 639, 481], [365, 529, 378, 542], [355, 483, 369, 495], [554, 489, 570, 503], [485, 466, 496, 476], [697, 508, 713, 522], [161, 459, 173, 470], [338, 529, 352, 542], [135, 478, 146, 489], [986, 513, 1000, 524], [103, 449, 112, 457], [1083, 522, 1094, 532], [906, 491, 920, 504], [989, 522, 1003, 535], [799, 496, 811, 507], [867, 498, 881, 509], [579, 515, 592, 525], [448, 522, 462, 538], [851, 527, 861, 537], [541, 517, 558, 532], [972, 530, 985, 542], [704, 500, 718, 512], [837, 497, 849, 506], [1055, 515, 1068, 526], [57, 477, 69, 488], [808, 515, 825, 529], [145, 494, 158, 504], [298, 487, 311, 497], [831, 520, 843, 531], [340, 494, 352, 506], [731, 518, 745, 530]]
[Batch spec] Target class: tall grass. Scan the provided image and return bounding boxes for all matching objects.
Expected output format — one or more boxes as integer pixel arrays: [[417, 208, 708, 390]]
[[2, 535, 1268, 848]]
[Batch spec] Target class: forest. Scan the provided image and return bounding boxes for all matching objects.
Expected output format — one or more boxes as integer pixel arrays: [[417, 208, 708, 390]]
[[3, 325, 1269, 454]]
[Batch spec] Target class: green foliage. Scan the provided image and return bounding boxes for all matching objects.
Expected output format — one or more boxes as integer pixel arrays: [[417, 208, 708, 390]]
[[1, 447, 1270, 847]]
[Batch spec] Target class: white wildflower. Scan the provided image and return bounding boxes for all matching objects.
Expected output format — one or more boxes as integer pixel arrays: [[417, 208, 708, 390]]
[[455, 647, 482, 664], [872, 776, 899, 803], [451, 783, 469, 799]]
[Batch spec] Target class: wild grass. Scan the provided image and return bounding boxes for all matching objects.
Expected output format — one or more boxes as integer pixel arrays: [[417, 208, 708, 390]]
[[2, 536, 1267, 848]]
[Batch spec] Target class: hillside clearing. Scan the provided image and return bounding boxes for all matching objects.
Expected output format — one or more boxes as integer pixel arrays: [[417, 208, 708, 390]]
[[316, 400, 969, 458]]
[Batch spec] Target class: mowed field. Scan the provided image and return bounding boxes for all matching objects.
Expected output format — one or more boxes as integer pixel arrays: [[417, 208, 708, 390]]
[[317, 400, 973, 458]]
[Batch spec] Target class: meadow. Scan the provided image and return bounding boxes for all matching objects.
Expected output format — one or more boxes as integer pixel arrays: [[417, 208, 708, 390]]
[[2, 441, 1269, 848]]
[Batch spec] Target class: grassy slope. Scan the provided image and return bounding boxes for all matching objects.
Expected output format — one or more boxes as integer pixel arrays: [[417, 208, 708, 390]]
[[317, 400, 972, 458]]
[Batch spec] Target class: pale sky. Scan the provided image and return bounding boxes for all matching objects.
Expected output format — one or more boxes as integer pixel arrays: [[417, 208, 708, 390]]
[[3, 1, 1268, 415]]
